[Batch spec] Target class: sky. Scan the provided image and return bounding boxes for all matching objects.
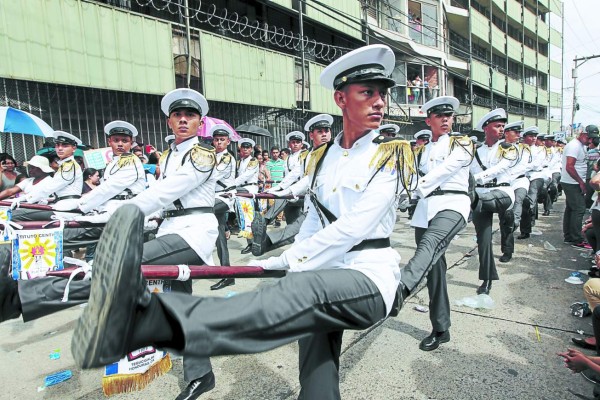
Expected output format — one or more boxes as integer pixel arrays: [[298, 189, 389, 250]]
[[561, 0, 600, 127]]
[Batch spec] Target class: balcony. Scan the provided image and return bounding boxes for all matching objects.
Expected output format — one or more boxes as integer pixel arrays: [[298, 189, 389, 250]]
[[491, 24, 505, 52], [537, 19, 549, 40], [524, 84, 536, 103], [492, 0, 505, 9], [550, 60, 561, 78], [523, 7, 536, 34], [523, 46, 536, 68], [471, 9, 489, 42], [538, 89, 548, 105], [538, 54, 549, 73], [507, 36, 522, 61], [506, 0, 522, 24], [471, 60, 490, 86], [508, 76, 522, 97]]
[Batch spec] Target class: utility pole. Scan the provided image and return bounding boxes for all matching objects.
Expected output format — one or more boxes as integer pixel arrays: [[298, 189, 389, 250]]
[[572, 54, 600, 127], [360, 0, 370, 45], [299, 3, 306, 113], [184, 0, 192, 88]]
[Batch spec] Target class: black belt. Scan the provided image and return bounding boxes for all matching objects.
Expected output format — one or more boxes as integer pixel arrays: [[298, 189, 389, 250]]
[[111, 194, 136, 201], [516, 175, 525, 179], [426, 188, 469, 198], [163, 206, 214, 218], [476, 183, 510, 188], [349, 238, 390, 252], [55, 195, 81, 201], [238, 182, 257, 187]]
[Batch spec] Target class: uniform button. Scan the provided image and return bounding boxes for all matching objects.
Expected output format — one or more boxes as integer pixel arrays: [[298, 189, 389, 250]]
[[302, 256, 307, 260], [333, 187, 337, 192], [355, 184, 360, 190], [298, 259, 303, 263], [343, 151, 349, 157]]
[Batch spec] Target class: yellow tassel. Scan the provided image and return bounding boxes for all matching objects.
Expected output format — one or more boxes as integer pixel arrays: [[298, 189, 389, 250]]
[[102, 354, 172, 397], [304, 143, 329, 177], [117, 154, 136, 168], [240, 230, 253, 239], [369, 139, 416, 193], [159, 149, 170, 165]]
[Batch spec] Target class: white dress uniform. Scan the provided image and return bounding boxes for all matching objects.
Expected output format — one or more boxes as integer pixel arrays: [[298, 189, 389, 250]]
[[278, 149, 308, 190], [214, 149, 236, 210], [471, 140, 516, 208], [411, 134, 472, 228], [25, 155, 83, 211], [234, 155, 259, 194], [79, 153, 146, 213], [127, 136, 218, 265]]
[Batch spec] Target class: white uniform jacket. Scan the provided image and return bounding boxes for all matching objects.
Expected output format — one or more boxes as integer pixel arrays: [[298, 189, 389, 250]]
[[548, 147, 562, 174], [214, 150, 236, 210], [471, 141, 516, 207], [527, 145, 548, 181], [124, 137, 218, 264], [25, 156, 82, 211], [79, 153, 146, 213], [278, 150, 308, 190], [510, 143, 533, 192], [411, 134, 472, 228], [263, 131, 404, 315], [235, 156, 259, 194]]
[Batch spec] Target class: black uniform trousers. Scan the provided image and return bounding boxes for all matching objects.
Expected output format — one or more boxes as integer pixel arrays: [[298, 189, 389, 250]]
[[399, 210, 466, 332], [18, 233, 212, 382], [214, 199, 230, 266], [544, 172, 561, 212], [520, 178, 543, 235], [473, 190, 512, 281]]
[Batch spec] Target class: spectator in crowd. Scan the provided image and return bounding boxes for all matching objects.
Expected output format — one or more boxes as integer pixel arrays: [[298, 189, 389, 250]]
[[82, 168, 100, 194], [562, 125, 599, 247], [587, 138, 600, 208], [261, 150, 270, 163], [257, 152, 271, 191], [280, 147, 290, 161], [266, 146, 285, 186], [0, 154, 19, 192]]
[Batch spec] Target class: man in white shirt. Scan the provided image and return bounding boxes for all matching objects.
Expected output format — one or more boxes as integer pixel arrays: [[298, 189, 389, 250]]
[[70, 44, 420, 399], [470, 109, 517, 295], [399, 96, 473, 351], [562, 125, 599, 246], [542, 134, 561, 215]]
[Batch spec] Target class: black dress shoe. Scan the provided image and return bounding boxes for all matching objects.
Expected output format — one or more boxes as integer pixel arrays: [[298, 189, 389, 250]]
[[517, 233, 530, 239], [241, 244, 252, 254], [477, 280, 492, 295], [0, 276, 21, 323], [175, 371, 216, 400], [72, 205, 148, 369], [572, 337, 597, 350], [542, 210, 550, 216], [211, 278, 235, 291], [419, 331, 450, 351], [499, 253, 512, 263], [251, 215, 269, 256]]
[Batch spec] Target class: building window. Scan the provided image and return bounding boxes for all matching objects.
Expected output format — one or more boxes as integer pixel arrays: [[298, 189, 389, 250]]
[[408, 1, 438, 47], [390, 62, 439, 105], [380, 0, 404, 34], [294, 61, 310, 108]]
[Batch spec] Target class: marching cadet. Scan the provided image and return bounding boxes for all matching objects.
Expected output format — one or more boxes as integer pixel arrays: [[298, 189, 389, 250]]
[[414, 129, 431, 148], [517, 127, 546, 239], [235, 138, 259, 254], [470, 108, 516, 295], [70, 44, 426, 400], [378, 123, 399, 137], [543, 134, 561, 215], [500, 121, 530, 263], [11, 131, 83, 221], [0, 88, 220, 400], [399, 96, 473, 351], [251, 114, 333, 256], [209, 124, 237, 290]]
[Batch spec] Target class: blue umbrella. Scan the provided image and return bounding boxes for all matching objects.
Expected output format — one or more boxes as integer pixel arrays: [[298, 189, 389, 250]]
[[0, 106, 53, 137]]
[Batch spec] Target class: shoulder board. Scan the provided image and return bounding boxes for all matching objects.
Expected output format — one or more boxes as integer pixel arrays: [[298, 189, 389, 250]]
[[219, 153, 232, 165], [159, 149, 170, 165], [369, 137, 415, 173], [299, 149, 310, 161], [117, 153, 136, 168], [60, 159, 76, 173], [449, 134, 472, 148], [498, 143, 518, 161], [188, 143, 216, 169], [247, 157, 259, 168], [305, 142, 331, 176]]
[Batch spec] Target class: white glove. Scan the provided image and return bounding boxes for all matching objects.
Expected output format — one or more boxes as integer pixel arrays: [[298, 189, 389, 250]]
[[144, 218, 159, 232], [247, 257, 288, 270], [37, 199, 48, 206], [274, 187, 292, 197], [10, 198, 21, 210], [73, 213, 111, 224], [265, 187, 279, 194], [474, 174, 485, 185]]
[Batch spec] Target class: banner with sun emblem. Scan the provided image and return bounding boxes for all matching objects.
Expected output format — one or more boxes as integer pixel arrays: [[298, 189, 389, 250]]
[[0, 206, 12, 241], [235, 197, 263, 239], [11, 228, 63, 280]]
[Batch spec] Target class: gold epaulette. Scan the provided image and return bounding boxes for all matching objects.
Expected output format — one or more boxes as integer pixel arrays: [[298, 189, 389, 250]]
[[497, 142, 518, 161], [60, 159, 76, 173], [159, 149, 170, 165], [117, 153, 136, 168], [299, 149, 310, 161], [220, 153, 232, 165], [370, 135, 415, 170], [189, 143, 216, 168], [413, 145, 425, 156], [449, 135, 473, 151], [304, 142, 330, 176], [247, 157, 259, 168]]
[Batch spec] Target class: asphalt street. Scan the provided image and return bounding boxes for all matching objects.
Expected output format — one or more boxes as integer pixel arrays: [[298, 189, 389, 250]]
[[0, 197, 596, 399]]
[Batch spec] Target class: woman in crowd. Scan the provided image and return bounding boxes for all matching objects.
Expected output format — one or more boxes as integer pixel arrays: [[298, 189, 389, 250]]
[[0, 154, 19, 191], [82, 168, 100, 194]]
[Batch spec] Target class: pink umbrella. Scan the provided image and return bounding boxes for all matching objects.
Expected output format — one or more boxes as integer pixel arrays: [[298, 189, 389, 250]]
[[198, 116, 242, 142]]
